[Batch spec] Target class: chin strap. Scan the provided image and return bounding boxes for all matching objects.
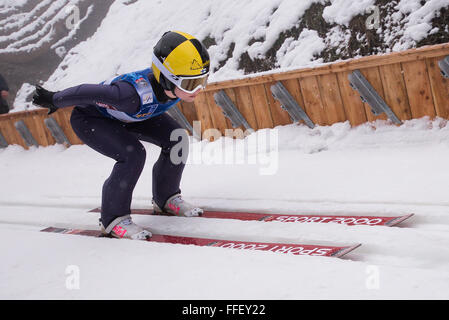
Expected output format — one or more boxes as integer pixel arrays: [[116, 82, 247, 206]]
[[171, 87, 177, 98]]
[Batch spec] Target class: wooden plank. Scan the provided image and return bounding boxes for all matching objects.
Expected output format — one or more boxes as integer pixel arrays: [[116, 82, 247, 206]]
[[0, 116, 25, 147], [20, 115, 41, 146], [0, 121, 8, 146], [264, 80, 292, 127], [0, 114, 28, 148], [248, 84, 274, 129], [53, 108, 73, 145], [35, 113, 55, 147], [232, 86, 259, 130], [204, 91, 229, 134], [359, 67, 388, 122], [402, 60, 436, 119], [220, 88, 241, 130], [176, 101, 185, 114], [34, 112, 56, 146], [336, 71, 367, 126], [178, 101, 198, 126], [318, 73, 347, 124], [20, 114, 45, 147], [205, 43, 449, 91], [0, 118, 13, 145], [53, 108, 83, 145], [426, 56, 449, 119], [192, 92, 215, 134], [278, 78, 307, 125], [30, 112, 53, 146], [6, 113, 26, 148], [49, 112, 66, 142], [299, 76, 327, 125], [379, 63, 412, 121]]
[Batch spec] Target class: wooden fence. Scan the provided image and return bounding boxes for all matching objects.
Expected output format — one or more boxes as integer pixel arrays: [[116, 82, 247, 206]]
[[1, 43, 448, 149], [0, 108, 82, 149]]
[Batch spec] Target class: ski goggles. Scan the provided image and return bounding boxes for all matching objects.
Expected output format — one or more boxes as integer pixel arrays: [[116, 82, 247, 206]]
[[177, 74, 209, 94], [152, 53, 209, 94]]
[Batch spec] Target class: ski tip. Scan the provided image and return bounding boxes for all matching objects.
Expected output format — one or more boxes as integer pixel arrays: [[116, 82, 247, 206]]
[[332, 243, 362, 258], [385, 213, 414, 227]]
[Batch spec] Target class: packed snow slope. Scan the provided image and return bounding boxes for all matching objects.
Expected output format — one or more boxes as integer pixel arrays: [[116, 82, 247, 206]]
[[1, 118, 449, 299]]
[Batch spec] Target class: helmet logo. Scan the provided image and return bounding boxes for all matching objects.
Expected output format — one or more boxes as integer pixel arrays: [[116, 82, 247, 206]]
[[190, 59, 203, 70]]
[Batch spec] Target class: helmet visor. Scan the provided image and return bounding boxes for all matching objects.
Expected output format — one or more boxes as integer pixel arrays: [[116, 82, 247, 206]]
[[178, 75, 208, 93]]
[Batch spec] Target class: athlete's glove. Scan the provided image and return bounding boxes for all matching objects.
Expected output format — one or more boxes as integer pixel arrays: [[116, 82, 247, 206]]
[[32, 85, 58, 115]]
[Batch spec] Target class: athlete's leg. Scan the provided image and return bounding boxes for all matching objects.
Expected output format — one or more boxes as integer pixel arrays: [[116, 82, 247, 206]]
[[70, 107, 146, 227], [126, 112, 189, 208]]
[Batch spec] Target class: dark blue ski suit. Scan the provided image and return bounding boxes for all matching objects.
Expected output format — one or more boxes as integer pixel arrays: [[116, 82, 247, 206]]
[[53, 68, 188, 228]]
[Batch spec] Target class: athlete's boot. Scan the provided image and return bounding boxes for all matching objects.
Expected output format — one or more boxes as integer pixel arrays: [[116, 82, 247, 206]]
[[153, 193, 203, 217], [100, 215, 152, 240]]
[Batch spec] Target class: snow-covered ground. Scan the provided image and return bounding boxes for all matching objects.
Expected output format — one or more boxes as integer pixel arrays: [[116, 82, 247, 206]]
[[1, 118, 449, 299]]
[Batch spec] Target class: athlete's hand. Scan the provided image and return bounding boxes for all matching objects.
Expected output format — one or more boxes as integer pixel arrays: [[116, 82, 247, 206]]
[[32, 85, 58, 115]]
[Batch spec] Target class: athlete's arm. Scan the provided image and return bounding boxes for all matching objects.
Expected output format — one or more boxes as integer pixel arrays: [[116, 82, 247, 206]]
[[53, 81, 140, 113]]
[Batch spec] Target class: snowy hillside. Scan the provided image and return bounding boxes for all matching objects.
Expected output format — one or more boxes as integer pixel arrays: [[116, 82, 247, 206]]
[[0, 0, 95, 60], [1, 0, 449, 301], [6, 0, 449, 110], [0, 0, 113, 109], [44, 0, 449, 84]]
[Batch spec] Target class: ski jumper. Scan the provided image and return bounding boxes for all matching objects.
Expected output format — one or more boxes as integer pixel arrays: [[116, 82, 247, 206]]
[[53, 68, 188, 228]]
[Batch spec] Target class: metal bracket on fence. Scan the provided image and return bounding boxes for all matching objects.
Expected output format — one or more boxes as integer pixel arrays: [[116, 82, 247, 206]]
[[167, 106, 201, 140], [348, 69, 402, 124], [214, 90, 254, 132], [44, 117, 71, 147], [14, 120, 38, 147], [270, 81, 315, 129], [438, 56, 449, 79], [0, 131, 8, 148]]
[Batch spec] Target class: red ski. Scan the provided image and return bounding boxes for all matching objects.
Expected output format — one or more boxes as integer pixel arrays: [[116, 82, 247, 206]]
[[89, 208, 413, 227], [41, 227, 361, 258]]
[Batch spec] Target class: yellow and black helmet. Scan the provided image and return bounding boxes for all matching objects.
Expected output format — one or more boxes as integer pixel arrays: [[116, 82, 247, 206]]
[[152, 31, 210, 94]]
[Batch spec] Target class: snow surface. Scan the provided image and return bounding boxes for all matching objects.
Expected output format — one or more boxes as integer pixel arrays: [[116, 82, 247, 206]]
[[322, 0, 376, 26], [2, 118, 449, 299]]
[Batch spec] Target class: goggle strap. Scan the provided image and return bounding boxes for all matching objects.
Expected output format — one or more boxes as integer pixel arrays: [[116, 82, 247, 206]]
[[152, 53, 182, 86]]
